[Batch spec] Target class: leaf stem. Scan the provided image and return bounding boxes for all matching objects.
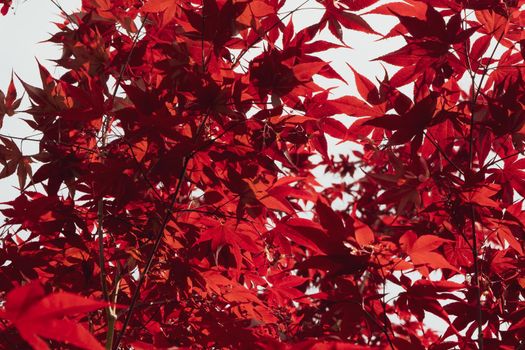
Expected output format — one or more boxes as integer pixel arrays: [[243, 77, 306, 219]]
[[424, 130, 465, 176], [465, 27, 504, 350], [105, 277, 120, 350], [373, 256, 395, 350]]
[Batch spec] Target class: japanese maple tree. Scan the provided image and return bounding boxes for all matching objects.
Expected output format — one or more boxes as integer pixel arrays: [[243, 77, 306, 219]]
[[0, 0, 525, 349]]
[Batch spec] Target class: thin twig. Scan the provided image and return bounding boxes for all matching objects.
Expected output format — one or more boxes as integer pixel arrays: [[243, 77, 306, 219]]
[[482, 149, 525, 169], [423, 130, 465, 176], [233, 0, 310, 67], [465, 28, 504, 350], [373, 256, 395, 350], [95, 14, 149, 350], [49, 0, 77, 28], [112, 115, 209, 349], [99, 14, 149, 146]]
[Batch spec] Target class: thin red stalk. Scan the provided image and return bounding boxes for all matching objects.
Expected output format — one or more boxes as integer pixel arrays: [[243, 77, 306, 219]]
[[424, 130, 465, 176], [483, 150, 525, 169], [95, 14, 149, 349], [466, 28, 504, 350], [112, 115, 209, 349], [373, 256, 395, 350]]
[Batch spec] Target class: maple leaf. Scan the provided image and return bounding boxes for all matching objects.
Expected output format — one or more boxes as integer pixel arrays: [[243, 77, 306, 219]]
[[0, 136, 33, 189], [316, 199, 348, 239], [141, 0, 182, 25], [0, 0, 11, 15], [397, 279, 464, 324], [0, 74, 22, 124], [264, 273, 308, 306], [327, 95, 384, 117], [487, 157, 525, 198], [460, 185, 501, 208], [320, 0, 379, 41], [400, 232, 459, 276], [237, 1, 274, 27], [393, 5, 447, 40], [349, 64, 381, 105], [354, 219, 375, 247], [197, 220, 261, 268], [364, 92, 438, 145], [475, 9, 508, 38], [0, 281, 107, 350]]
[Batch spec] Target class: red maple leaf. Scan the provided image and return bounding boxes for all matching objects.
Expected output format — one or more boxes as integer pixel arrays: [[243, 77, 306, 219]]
[[0, 281, 107, 350]]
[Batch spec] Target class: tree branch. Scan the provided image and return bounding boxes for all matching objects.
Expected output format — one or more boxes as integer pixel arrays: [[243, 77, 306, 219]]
[[466, 27, 504, 350], [112, 115, 209, 350], [95, 14, 149, 349]]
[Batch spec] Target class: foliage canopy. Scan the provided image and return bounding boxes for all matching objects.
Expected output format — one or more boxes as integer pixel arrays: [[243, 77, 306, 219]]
[[1, 0, 525, 349]]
